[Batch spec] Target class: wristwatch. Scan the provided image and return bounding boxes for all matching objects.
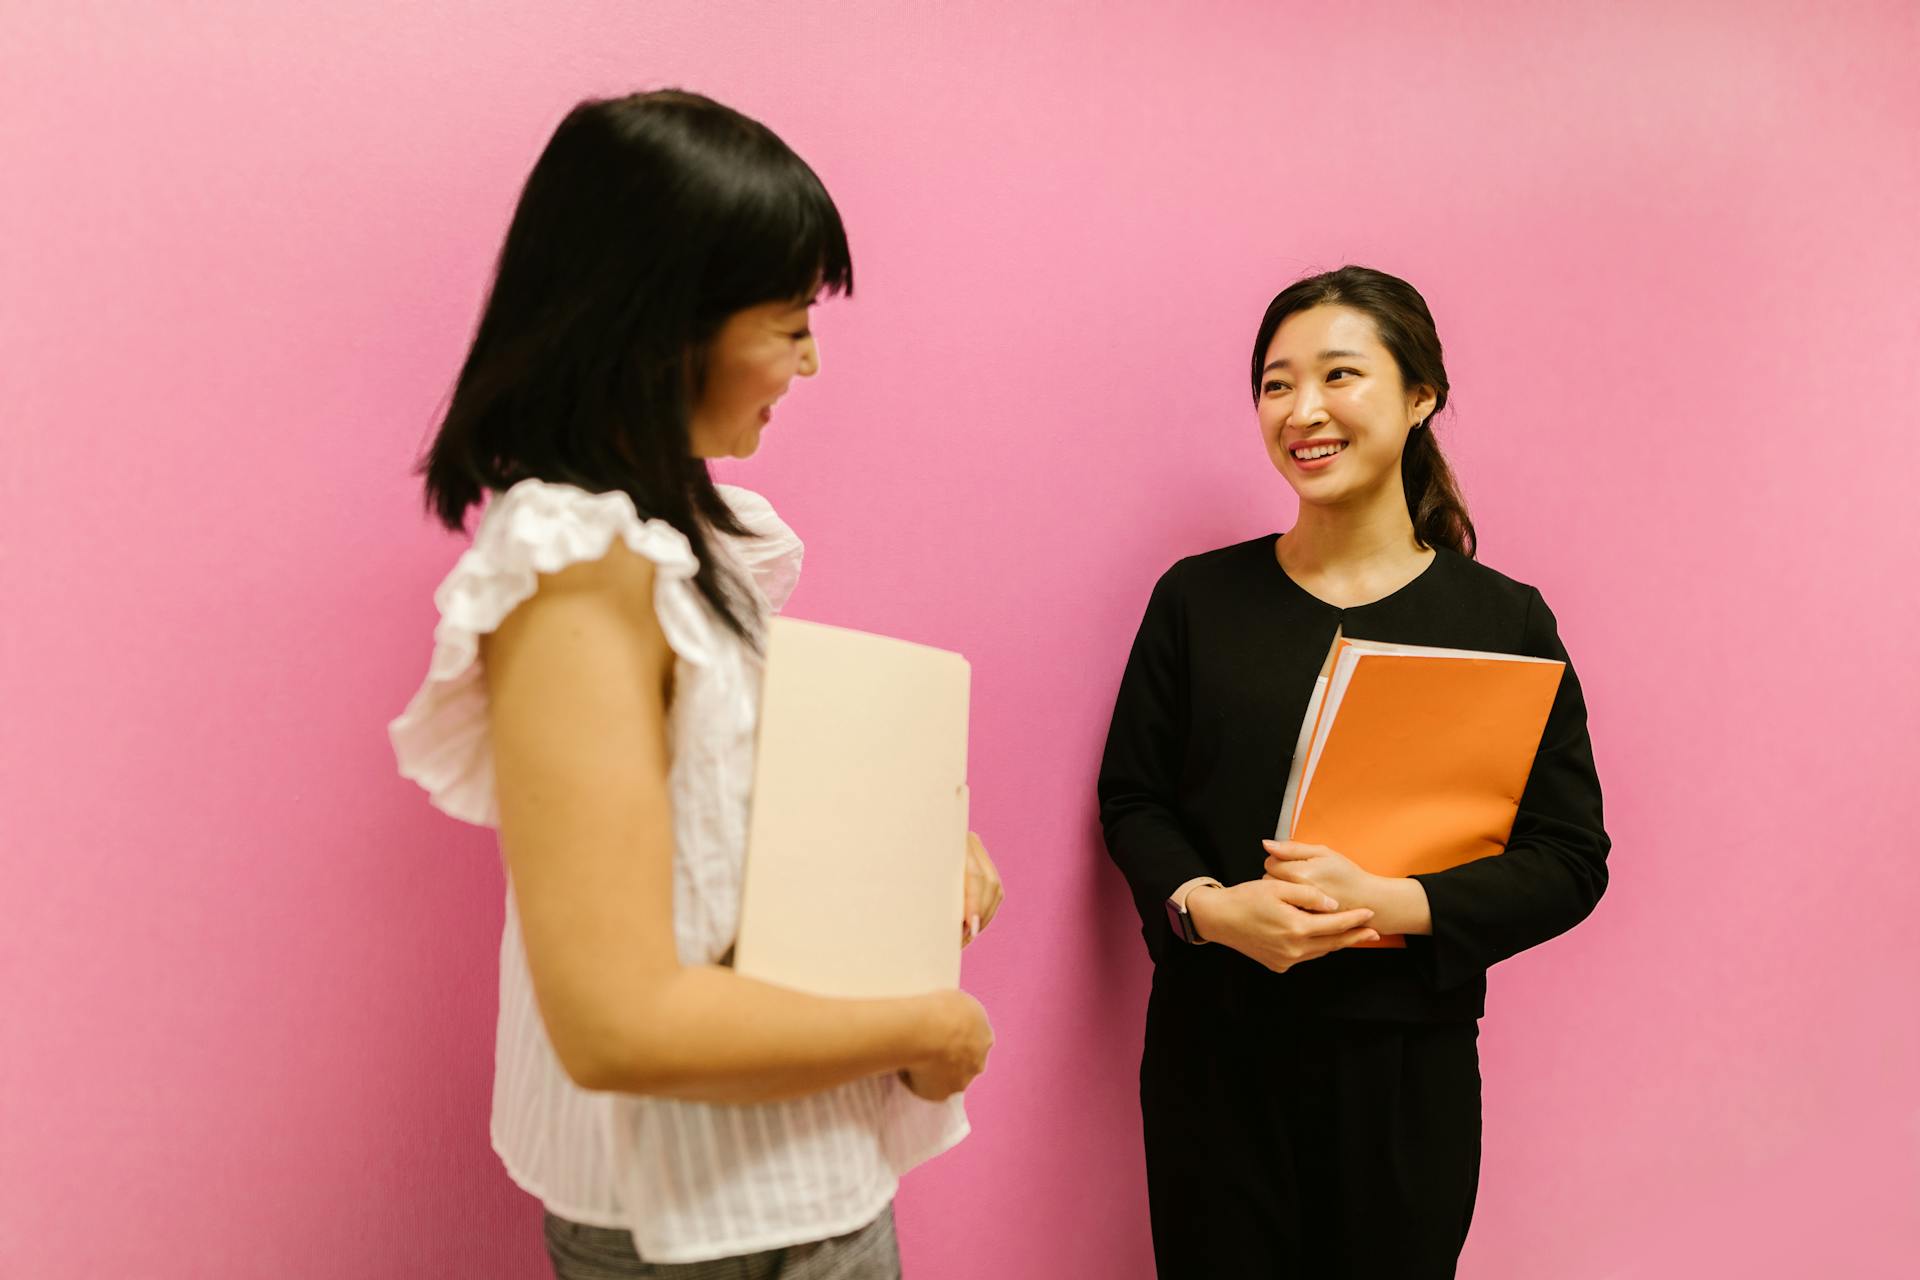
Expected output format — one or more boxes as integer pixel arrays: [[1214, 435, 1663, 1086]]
[[1164, 877, 1223, 945]]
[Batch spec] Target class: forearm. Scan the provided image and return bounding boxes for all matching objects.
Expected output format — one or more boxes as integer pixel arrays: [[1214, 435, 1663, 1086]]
[[582, 965, 957, 1105], [1413, 838, 1607, 971], [1185, 883, 1241, 950], [1363, 876, 1432, 936]]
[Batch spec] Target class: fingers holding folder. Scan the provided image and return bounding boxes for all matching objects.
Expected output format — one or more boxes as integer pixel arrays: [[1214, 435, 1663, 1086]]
[[1261, 839, 1374, 907], [962, 832, 1004, 945]]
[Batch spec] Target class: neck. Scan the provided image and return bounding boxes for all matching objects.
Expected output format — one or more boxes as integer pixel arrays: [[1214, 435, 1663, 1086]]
[[1281, 480, 1426, 574]]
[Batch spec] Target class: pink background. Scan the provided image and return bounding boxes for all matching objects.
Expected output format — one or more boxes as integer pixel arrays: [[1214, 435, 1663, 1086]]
[[5, 1, 1917, 1275]]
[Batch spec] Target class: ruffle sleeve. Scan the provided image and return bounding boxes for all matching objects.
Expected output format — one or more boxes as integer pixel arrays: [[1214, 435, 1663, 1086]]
[[388, 479, 717, 827]]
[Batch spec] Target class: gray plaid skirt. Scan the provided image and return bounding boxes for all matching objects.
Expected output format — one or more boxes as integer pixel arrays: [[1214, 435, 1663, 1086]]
[[543, 1205, 901, 1280]]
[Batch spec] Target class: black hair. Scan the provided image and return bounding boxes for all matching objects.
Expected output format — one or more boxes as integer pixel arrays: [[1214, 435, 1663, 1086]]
[[1250, 265, 1476, 559], [421, 89, 853, 639]]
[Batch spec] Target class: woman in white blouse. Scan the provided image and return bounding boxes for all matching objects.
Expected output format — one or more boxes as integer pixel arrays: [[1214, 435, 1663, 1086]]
[[389, 90, 1002, 1279]]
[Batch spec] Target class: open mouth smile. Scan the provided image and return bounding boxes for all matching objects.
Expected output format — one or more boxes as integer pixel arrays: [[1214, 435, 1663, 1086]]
[[1288, 439, 1348, 469]]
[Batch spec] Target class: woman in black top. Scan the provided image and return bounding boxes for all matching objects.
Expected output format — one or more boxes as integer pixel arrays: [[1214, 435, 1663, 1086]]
[[1098, 266, 1609, 1279]]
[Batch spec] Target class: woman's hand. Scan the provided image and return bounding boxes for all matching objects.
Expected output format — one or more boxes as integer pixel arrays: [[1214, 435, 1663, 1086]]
[[962, 832, 1003, 945], [1265, 840, 1434, 936], [1261, 839, 1382, 912], [1186, 879, 1377, 974], [901, 990, 995, 1101]]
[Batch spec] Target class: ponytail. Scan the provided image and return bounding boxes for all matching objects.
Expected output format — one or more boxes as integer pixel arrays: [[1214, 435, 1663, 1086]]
[[1401, 422, 1475, 558]]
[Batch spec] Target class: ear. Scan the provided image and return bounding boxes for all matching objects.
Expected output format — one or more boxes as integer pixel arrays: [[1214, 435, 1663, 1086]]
[[1408, 384, 1439, 427]]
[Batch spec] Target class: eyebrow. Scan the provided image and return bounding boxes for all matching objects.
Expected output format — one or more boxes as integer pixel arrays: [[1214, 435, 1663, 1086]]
[[1261, 348, 1368, 374]]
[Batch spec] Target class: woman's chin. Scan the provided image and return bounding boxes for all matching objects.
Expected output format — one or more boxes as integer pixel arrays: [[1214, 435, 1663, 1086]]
[[1270, 456, 1312, 496], [1274, 467, 1361, 509]]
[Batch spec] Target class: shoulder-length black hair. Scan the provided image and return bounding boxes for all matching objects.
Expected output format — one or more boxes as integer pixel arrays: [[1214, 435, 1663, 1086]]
[[422, 89, 853, 640], [1249, 266, 1476, 559]]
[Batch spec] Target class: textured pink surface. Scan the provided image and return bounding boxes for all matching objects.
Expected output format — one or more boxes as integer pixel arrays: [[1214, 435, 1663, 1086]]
[[5, 2, 1917, 1275]]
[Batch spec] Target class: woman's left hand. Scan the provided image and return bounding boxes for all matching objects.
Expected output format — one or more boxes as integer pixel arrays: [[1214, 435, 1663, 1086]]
[[963, 832, 1004, 946], [1262, 839, 1379, 913]]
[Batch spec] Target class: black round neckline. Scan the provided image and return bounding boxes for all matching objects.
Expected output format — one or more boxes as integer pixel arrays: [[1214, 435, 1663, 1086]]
[[1268, 534, 1446, 612]]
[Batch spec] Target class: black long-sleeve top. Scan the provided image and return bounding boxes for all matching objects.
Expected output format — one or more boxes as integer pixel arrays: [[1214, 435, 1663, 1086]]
[[1098, 535, 1609, 1023]]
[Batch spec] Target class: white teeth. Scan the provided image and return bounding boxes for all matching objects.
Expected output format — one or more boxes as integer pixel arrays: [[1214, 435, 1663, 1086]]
[[1293, 442, 1346, 461]]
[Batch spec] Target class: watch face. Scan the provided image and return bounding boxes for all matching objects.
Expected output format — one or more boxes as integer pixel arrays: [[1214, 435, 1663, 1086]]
[[1164, 896, 1192, 944]]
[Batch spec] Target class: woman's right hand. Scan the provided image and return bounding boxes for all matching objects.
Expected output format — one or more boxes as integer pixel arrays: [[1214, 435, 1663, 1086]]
[[1186, 880, 1377, 973], [900, 990, 994, 1101]]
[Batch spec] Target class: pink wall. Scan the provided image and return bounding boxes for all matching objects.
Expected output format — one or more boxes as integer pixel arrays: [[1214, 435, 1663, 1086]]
[[5, 1, 1917, 1274]]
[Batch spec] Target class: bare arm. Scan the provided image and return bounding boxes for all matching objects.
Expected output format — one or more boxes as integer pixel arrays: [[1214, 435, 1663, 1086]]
[[483, 543, 989, 1104], [1361, 876, 1432, 936]]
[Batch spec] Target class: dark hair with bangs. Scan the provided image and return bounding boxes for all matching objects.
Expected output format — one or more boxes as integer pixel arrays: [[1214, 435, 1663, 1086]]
[[1249, 265, 1475, 559], [422, 89, 853, 641]]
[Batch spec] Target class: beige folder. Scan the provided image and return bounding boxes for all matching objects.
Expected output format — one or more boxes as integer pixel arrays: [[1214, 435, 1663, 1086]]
[[733, 616, 971, 998]]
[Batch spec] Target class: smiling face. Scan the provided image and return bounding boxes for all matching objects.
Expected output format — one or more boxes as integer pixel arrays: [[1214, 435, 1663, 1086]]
[[1256, 304, 1436, 508], [687, 296, 821, 459]]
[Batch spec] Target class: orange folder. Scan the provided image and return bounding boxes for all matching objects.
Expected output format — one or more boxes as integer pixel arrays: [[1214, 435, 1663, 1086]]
[[1274, 637, 1564, 947]]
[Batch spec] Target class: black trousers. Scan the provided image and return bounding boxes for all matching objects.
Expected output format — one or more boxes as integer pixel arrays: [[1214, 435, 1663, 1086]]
[[1141, 982, 1482, 1279]]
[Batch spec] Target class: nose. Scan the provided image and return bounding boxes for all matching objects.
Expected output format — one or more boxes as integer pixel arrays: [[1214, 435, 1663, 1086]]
[[797, 334, 820, 378], [1287, 381, 1328, 433]]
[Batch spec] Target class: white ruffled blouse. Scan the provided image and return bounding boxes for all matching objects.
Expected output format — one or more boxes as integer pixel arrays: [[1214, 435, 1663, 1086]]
[[389, 479, 967, 1264]]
